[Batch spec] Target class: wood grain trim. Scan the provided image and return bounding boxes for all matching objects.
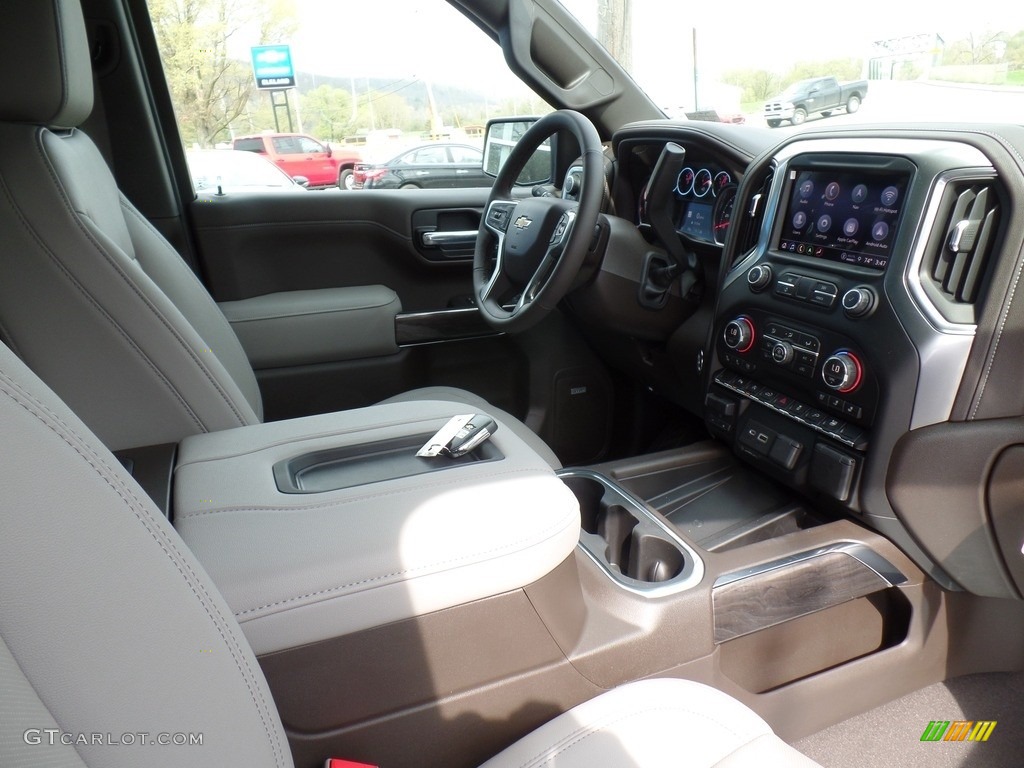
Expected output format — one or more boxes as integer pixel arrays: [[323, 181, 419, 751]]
[[713, 552, 890, 643]]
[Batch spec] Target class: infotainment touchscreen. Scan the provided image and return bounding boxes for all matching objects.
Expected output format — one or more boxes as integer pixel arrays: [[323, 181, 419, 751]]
[[776, 167, 910, 271]]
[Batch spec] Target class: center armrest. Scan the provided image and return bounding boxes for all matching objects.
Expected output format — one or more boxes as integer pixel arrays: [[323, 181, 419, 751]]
[[173, 399, 581, 655]]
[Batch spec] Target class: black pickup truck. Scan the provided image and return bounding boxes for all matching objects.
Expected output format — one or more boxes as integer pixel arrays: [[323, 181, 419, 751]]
[[763, 76, 869, 126]]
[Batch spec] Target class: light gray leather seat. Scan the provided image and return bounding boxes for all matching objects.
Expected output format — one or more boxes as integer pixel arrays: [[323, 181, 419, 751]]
[[0, 0, 555, 465], [0, 335, 818, 767]]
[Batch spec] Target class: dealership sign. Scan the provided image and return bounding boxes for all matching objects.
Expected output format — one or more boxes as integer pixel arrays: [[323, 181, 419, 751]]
[[251, 45, 295, 89]]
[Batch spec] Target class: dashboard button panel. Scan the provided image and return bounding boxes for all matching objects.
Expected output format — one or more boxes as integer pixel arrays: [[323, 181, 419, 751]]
[[772, 272, 838, 309], [713, 368, 868, 450], [716, 370, 868, 450]]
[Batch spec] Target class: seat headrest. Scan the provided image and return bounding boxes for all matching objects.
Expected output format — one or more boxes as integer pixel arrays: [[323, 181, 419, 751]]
[[0, 0, 93, 127]]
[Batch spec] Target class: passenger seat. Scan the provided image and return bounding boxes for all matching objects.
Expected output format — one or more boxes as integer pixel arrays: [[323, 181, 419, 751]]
[[0, 333, 817, 767]]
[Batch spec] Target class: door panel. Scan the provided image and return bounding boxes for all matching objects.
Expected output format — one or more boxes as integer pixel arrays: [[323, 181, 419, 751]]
[[187, 187, 533, 419], [190, 188, 487, 309]]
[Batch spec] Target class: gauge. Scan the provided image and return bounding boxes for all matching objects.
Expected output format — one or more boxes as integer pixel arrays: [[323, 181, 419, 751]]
[[675, 167, 695, 196], [693, 168, 713, 198], [713, 184, 738, 246], [713, 171, 732, 197]]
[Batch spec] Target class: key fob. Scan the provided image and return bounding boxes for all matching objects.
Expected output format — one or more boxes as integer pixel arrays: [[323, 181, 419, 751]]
[[443, 415, 498, 457]]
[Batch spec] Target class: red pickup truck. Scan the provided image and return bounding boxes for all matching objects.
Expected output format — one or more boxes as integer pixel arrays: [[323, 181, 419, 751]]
[[232, 133, 362, 189]]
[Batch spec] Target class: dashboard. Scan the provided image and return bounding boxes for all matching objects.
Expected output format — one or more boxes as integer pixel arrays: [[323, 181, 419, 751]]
[[625, 141, 743, 248], [587, 119, 1024, 601]]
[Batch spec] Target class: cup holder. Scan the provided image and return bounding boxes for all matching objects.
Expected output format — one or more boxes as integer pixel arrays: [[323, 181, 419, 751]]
[[559, 471, 702, 596]]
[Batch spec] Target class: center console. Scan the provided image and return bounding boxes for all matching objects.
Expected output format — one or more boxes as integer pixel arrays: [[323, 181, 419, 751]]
[[706, 138, 999, 542]]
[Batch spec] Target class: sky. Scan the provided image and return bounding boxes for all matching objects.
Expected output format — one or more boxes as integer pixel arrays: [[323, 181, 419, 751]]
[[277, 0, 1024, 108]]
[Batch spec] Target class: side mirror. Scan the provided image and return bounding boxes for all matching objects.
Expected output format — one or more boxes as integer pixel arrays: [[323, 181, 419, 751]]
[[293, 176, 310, 187], [483, 117, 553, 186]]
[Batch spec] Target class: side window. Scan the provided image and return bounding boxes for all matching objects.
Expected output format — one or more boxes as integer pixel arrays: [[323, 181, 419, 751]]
[[298, 137, 327, 154], [271, 136, 303, 155], [148, 0, 550, 190], [233, 138, 265, 153], [412, 147, 448, 164], [450, 146, 483, 164]]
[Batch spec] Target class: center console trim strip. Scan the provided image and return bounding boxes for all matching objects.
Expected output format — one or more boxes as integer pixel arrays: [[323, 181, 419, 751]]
[[713, 541, 908, 589]]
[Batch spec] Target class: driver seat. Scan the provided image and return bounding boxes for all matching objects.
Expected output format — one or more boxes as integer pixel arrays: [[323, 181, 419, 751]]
[[0, 0, 555, 464]]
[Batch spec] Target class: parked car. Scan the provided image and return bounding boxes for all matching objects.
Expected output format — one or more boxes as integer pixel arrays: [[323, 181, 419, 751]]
[[232, 132, 361, 188], [763, 75, 869, 126], [185, 149, 308, 194], [352, 143, 490, 189]]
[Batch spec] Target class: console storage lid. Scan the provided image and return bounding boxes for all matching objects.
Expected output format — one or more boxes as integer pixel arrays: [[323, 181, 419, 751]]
[[173, 399, 580, 655]]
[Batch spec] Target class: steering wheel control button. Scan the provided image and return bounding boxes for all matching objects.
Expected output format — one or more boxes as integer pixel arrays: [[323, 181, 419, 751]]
[[486, 204, 514, 232], [724, 316, 756, 353], [822, 351, 863, 393], [746, 264, 773, 292], [842, 286, 876, 318]]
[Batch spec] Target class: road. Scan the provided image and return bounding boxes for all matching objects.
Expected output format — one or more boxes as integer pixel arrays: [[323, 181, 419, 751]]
[[763, 80, 1024, 133]]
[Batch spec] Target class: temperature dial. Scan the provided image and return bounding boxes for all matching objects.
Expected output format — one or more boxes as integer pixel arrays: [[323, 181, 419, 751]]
[[724, 316, 756, 353], [822, 351, 863, 393]]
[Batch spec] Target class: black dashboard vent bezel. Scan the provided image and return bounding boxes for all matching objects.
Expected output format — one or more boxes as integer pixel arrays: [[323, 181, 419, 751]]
[[920, 177, 1003, 324], [731, 162, 775, 267]]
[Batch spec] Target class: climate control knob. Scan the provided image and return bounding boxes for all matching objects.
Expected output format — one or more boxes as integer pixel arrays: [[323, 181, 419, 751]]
[[771, 340, 794, 365], [723, 316, 755, 353], [746, 264, 773, 292], [822, 351, 863, 393], [842, 286, 876, 319]]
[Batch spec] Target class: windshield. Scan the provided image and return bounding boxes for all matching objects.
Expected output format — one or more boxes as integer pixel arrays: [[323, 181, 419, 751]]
[[561, 0, 1024, 128], [150, 0, 1024, 156]]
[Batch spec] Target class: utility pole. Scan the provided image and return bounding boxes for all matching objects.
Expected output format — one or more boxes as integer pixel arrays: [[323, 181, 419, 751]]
[[597, 0, 632, 70]]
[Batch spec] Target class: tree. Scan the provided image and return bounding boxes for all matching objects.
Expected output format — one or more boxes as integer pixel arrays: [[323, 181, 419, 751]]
[[597, 0, 632, 70], [301, 85, 354, 142], [723, 69, 781, 104], [150, 0, 297, 146], [942, 30, 1005, 66]]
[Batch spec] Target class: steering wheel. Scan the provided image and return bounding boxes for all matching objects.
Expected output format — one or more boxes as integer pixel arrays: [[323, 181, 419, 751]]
[[474, 110, 605, 333]]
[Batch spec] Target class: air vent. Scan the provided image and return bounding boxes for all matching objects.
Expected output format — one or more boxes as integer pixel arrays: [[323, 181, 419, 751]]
[[921, 181, 999, 325], [732, 163, 775, 266]]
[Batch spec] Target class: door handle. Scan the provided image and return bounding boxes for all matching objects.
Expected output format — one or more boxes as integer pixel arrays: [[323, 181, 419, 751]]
[[421, 230, 478, 247]]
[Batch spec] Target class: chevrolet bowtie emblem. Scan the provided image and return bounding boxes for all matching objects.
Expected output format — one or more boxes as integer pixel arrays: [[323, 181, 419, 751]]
[[514, 215, 533, 230]]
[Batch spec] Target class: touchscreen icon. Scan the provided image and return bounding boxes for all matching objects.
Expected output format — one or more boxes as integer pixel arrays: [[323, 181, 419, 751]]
[[843, 218, 859, 236], [817, 215, 832, 233], [872, 221, 890, 241], [825, 182, 841, 201], [799, 180, 814, 198], [881, 186, 899, 206], [793, 211, 808, 229], [851, 184, 868, 204]]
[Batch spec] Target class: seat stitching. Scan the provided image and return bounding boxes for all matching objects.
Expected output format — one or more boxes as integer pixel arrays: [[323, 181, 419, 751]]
[[119, 198, 260, 421], [177, 466, 552, 519], [31, 135, 245, 428], [172, 413, 449, 468], [231, 501, 577, 617], [115, 200, 253, 426], [0, 141, 208, 434], [224, 297, 397, 322], [514, 704, 764, 768], [0, 372, 288, 768]]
